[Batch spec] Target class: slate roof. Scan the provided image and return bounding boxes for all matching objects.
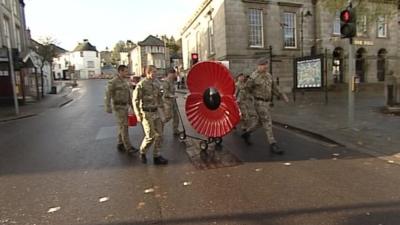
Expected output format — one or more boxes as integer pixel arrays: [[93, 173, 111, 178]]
[[138, 35, 164, 47], [73, 39, 98, 52]]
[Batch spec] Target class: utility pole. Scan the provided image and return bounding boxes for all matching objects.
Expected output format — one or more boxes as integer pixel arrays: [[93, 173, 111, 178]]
[[7, 9, 19, 115]]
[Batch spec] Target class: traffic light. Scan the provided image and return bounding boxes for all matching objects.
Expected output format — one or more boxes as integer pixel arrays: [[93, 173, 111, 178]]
[[191, 53, 199, 66], [340, 8, 356, 38]]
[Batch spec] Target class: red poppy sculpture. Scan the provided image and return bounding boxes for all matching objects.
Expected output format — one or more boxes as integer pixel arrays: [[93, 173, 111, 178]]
[[185, 61, 240, 138]]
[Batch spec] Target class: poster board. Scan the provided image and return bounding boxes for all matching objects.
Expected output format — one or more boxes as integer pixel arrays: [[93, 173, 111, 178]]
[[294, 55, 324, 89]]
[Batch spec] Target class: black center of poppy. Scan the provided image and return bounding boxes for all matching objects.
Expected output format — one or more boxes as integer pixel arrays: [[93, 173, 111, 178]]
[[203, 87, 221, 110]]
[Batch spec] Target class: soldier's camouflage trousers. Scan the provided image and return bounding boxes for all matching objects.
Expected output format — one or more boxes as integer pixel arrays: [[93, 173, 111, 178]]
[[114, 107, 133, 149], [238, 100, 258, 131], [163, 99, 179, 133], [246, 100, 276, 144], [140, 111, 163, 157]]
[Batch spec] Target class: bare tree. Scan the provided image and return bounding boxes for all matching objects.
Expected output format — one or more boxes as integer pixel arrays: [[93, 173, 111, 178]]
[[34, 37, 60, 96]]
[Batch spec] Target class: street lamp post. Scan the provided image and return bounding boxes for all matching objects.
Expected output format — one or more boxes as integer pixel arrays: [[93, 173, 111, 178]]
[[300, 10, 312, 57]]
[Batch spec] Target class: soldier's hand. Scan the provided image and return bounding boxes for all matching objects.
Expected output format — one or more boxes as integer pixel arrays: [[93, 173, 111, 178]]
[[282, 93, 289, 103]]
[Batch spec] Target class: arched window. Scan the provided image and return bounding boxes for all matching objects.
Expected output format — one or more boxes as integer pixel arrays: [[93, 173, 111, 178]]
[[377, 49, 387, 81]]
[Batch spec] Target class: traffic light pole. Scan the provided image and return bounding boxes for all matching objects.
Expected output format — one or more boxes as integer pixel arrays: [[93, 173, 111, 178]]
[[348, 38, 354, 127]]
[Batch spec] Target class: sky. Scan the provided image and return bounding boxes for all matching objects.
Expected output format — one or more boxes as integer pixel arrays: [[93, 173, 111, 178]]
[[25, 0, 204, 51]]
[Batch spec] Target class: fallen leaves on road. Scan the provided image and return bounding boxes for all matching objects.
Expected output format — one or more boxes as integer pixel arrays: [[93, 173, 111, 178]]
[[137, 202, 146, 209], [99, 197, 109, 203], [332, 153, 340, 157], [255, 168, 263, 172], [388, 160, 395, 164], [357, 141, 363, 146], [144, 188, 155, 194], [283, 162, 292, 166], [183, 181, 192, 186], [47, 206, 61, 213]]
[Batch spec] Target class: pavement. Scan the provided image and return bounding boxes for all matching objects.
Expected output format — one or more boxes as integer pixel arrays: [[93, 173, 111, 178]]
[[272, 90, 400, 163], [0, 81, 76, 123], [177, 87, 400, 164]]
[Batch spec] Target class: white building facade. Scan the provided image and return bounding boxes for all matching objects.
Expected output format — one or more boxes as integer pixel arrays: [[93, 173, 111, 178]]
[[53, 39, 101, 80]]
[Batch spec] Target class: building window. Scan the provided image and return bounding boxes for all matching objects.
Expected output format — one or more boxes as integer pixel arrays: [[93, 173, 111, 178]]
[[80, 51, 84, 57], [333, 11, 341, 35], [154, 59, 162, 68], [3, 17, 11, 47], [15, 26, 21, 51], [283, 12, 297, 48], [248, 8, 263, 48], [196, 31, 200, 53], [87, 61, 94, 68], [377, 16, 387, 38], [357, 15, 368, 37], [145, 46, 151, 53], [152, 46, 158, 53], [208, 20, 215, 54], [12, 0, 18, 16]]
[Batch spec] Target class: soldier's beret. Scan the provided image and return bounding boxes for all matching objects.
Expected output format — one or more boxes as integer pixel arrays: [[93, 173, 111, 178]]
[[256, 57, 269, 65]]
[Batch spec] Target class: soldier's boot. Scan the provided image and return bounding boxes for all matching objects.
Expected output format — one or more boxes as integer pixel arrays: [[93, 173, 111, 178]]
[[154, 156, 168, 165], [126, 147, 139, 155], [241, 132, 252, 145], [270, 143, 284, 155], [140, 154, 147, 164], [117, 144, 125, 152]]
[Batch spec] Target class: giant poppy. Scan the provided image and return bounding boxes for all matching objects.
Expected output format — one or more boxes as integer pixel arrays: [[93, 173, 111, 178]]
[[185, 61, 240, 138]]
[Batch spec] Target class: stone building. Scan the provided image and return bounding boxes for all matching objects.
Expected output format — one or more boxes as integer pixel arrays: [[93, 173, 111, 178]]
[[181, 0, 400, 92], [130, 35, 169, 77]]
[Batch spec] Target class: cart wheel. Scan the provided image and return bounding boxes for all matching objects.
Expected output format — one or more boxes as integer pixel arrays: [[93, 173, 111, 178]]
[[200, 140, 208, 151], [200, 149, 208, 161], [215, 137, 223, 146], [179, 132, 186, 141]]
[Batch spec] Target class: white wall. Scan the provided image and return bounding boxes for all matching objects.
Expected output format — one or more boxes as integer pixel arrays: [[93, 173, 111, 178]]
[[53, 53, 70, 79], [119, 52, 129, 66], [130, 47, 142, 76], [69, 51, 101, 79]]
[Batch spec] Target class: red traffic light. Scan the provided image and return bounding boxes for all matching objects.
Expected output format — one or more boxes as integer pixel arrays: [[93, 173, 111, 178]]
[[191, 53, 198, 60], [340, 10, 351, 23]]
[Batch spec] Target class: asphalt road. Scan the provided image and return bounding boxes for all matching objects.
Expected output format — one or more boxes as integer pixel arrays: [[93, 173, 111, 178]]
[[0, 80, 399, 225]]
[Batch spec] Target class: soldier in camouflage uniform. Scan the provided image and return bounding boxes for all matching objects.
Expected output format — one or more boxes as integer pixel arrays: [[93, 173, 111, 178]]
[[242, 58, 289, 154], [235, 73, 257, 133], [133, 65, 168, 165], [105, 65, 138, 154], [161, 68, 180, 135]]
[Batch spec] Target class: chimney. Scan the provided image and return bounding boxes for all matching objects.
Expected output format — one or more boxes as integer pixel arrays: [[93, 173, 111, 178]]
[[83, 39, 88, 43]]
